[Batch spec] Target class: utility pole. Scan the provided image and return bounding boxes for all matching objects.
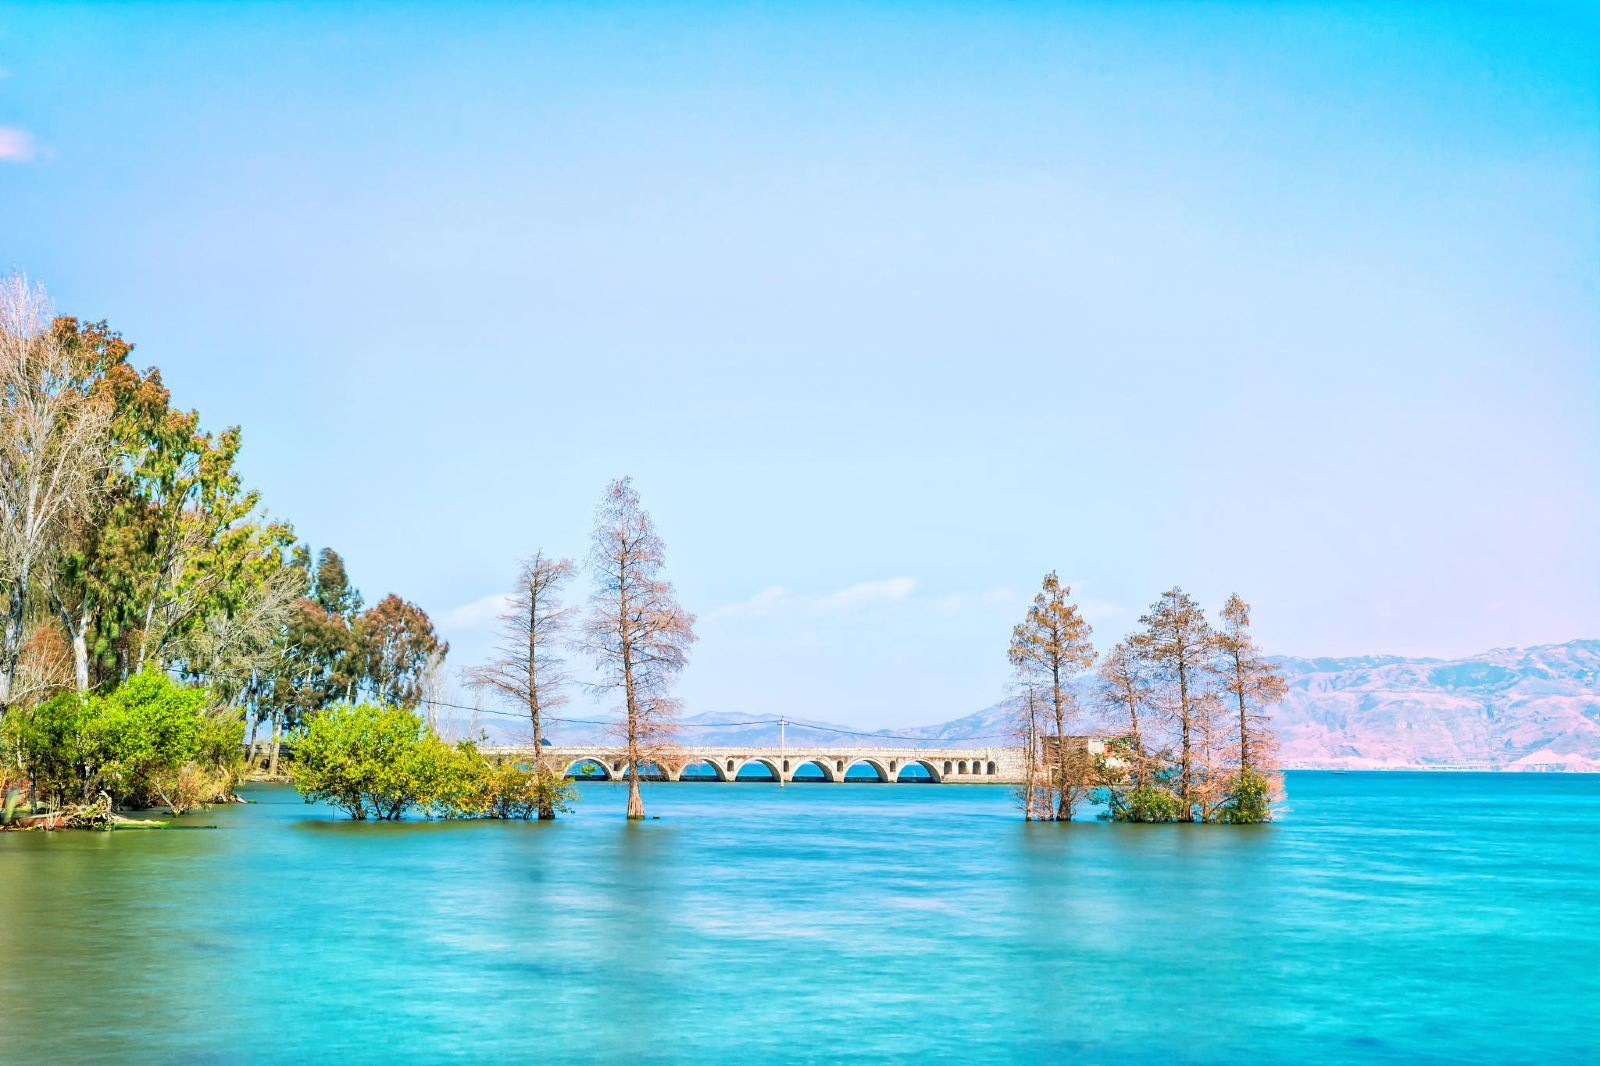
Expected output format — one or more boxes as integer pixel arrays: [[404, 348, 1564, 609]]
[[779, 716, 787, 788]]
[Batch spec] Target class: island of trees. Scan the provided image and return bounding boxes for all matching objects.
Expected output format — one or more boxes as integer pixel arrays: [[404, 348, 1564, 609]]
[[1010, 573, 1287, 824], [0, 272, 1286, 829]]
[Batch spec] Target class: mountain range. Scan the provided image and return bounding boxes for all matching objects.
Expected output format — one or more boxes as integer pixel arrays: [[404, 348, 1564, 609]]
[[533, 639, 1600, 771]]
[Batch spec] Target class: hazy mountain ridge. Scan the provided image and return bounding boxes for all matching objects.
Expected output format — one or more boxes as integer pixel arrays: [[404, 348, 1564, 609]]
[[1270, 640, 1599, 770], [539, 640, 1599, 770]]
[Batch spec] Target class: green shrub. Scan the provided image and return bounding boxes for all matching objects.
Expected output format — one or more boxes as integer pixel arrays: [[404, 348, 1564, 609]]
[[1109, 784, 1186, 823], [1211, 770, 1275, 824], [0, 670, 232, 814], [289, 705, 579, 821], [290, 704, 428, 820], [1, 689, 103, 807], [475, 762, 578, 821]]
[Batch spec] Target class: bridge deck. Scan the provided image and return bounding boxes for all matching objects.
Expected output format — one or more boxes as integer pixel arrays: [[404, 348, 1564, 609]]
[[483, 744, 1032, 784]]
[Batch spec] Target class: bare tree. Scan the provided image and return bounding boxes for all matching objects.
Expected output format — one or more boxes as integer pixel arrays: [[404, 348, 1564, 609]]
[[0, 274, 110, 715], [175, 565, 302, 709], [1096, 641, 1152, 787], [1213, 593, 1286, 775], [1008, 571, 1096, 821], [1013, 688, 1049, 820], [1129, 587, 1219, 818], [419, 647, 448, 734], [469, 551, 576, 799], [580, 478, 695, 820]]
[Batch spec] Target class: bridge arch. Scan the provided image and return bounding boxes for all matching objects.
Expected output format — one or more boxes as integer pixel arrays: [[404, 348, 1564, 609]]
[[563, 756, 614, 780], [841, 757, 891, 782], [788, 758, 837, 782], [734, 757, 782, 782], [677, 757, 728, 782], [896, 759, 943, 783]]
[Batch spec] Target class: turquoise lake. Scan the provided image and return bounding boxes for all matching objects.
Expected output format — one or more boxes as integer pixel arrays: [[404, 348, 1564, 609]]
[[1, 772, 1596, 1063]]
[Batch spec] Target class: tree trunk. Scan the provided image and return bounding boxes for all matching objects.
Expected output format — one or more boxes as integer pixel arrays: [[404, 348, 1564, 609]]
[[1052, 664, 1071, 821], [619, 576, 645, 819], [267, 711, 283, 776], [52, 595, 93, 692], [1127, 698, 1145, 788], [1235, 656, 1251, 774], [626, 766, 643, 819], [71, 606, 91, 691], [1023, 705, 1039, 821], [1177, 659, 1193, 818], [0, 574, 29, 712]]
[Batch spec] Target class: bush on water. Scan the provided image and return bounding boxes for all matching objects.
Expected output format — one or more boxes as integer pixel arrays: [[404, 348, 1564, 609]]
[[290, 704, 577, 821]]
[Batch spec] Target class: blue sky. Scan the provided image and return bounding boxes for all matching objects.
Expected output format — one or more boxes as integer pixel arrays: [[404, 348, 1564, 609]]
[[2, 2, 1597, 726]]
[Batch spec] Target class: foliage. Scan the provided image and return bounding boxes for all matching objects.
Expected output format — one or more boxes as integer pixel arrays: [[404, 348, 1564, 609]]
[[1107, 785, 1187, 823], [1, 687, 103, 806], [360, 593, 447, 711], [473, 762, 578, 821], [0, 669, 237, 814], [1009, 572, 1095, 821], [1214, 594, 1288, 775], [289, 704, 429, 820], [288, 704, 579, 821], [1129, 587, 1223, 809], [1014, 579, 1288, 826], [1210, 769, 1279, 824]]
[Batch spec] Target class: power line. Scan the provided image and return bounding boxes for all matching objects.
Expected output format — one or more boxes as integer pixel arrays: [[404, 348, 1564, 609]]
[[418, 697, 1012, 746]]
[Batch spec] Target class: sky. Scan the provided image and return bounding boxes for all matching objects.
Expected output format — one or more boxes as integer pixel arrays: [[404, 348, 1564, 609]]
[[1, 1, 1597, 728]]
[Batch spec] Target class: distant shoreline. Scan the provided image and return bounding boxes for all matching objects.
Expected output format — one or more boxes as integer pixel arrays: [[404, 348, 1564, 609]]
[[1285, 765, 1598, 773]]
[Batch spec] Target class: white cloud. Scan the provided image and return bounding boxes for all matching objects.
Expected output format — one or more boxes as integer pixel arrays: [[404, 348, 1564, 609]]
[[710, 577, 920, 620], [815, 576, 918, 611], [440, 591, 512, 630], [0, 128, 35, 163]]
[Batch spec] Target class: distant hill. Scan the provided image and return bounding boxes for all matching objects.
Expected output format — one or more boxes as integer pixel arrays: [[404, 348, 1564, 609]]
[[538, 639, 1600, 771], [1270, 640, 1600, 771]]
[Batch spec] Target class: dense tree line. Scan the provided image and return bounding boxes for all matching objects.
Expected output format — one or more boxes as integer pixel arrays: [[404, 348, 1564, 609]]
[[0, 273, 446, 821], [1011, 574, 1286, 823]]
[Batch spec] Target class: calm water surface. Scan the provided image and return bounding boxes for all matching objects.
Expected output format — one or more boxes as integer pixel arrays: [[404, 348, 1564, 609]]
[[1, 772, 1596, 1063]]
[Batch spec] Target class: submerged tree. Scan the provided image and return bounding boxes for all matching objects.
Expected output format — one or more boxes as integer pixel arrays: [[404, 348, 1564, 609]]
[[1211, 593, 1287, 822], [1014, 687, 1049, 820], [1008, 571, 1096, 821], [1213, 593, 1286, 775], [470, 552, 575, 761], [469, 551, 575, 819], [1096, 641, 1153, 787], [1129, 587, 1219, 820], [581, 478, 695, 820]]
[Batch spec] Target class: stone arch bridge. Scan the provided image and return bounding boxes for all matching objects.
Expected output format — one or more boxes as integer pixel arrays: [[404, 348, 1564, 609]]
[[484, 746, 1030, 784]]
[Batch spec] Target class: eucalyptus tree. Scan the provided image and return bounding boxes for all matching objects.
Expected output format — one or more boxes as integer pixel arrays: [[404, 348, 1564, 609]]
[[0, 275, 111, 714], [360, 594, 448, 710], [1008, 571, 1096, 821], [582, 478, 696, 820]]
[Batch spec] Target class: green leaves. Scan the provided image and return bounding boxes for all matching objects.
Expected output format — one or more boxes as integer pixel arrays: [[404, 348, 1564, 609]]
[[0, 669, 234, 813], [289, 704, 578, 822]]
